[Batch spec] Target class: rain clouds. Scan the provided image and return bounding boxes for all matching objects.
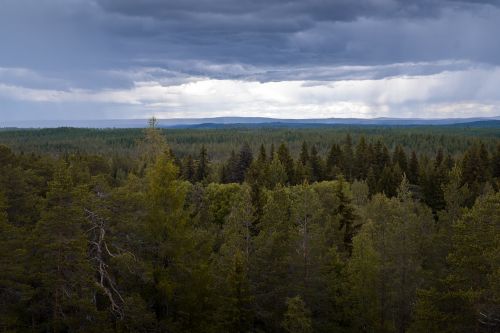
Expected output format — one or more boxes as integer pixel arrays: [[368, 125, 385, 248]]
[[1, 0, 500, 120]]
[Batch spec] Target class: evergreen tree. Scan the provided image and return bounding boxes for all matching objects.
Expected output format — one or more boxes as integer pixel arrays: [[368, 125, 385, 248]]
[[282, 296, 313, 333], [308, 145, 324, 182], [446, 192, 500, 331], [143, 149, 214, 331], [299, 141, 309, 166], [257, 144, 267, 165], [347, 220, 382, 331], [195, 145, 210, 182], [0, 191, 32, 331], [378, 165, 402, 198], [349, 188, 434, 332], [434, 148, 444, 169], [181, 154, 196, 182], [411, 192, 500, 332], [334, 177, 359, 255], [216, 187, 255, 332], [253, 185, 293, 332], [420, 161, 446, 214], [354, 136, 369, 179], [30, 163, 97, 332], [326, 143, 343, 180], [289, 184, 323, 291], [492, 143, 500, 179], [217, 250, 253, 333], [341, 134, 354, 180], [408, 151, 419, 184], [267, 153, 288, 188], [222, 150, 239, 183], [393, 144, 408, 175], [367, 167, 378, 196], [236, 143, 253, 183], [277, 143, 295, 185]]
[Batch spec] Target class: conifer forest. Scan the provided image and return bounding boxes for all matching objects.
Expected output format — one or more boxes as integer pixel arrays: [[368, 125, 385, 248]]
[[0, 122, 499, 333]]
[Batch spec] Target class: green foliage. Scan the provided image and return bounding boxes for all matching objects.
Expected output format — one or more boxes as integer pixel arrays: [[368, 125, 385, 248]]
[[282, 296, 313, 333], [0, 125, 498, 332]]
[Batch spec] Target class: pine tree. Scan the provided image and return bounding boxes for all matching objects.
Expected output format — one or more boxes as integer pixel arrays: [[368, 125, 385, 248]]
[[216, 187, 255, 332], [446, 192, 500, 331], [30, 163, 97, 332], [267, 153, 288, 188], [144, 149, 215, 331], [349, 190, 434, 332], [290, 184, 323, 290], [253, 185, 293, 331], [217, 250, 254, 333], [0, 191, 32, 331], [347, 220, 381, 331], [412, 192, 500, 332]]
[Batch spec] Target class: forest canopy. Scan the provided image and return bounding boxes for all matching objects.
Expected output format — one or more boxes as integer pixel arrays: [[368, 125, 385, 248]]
[[0, 123, 499, 332]]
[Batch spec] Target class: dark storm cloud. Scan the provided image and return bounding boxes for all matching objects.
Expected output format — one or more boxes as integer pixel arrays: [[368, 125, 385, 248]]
[[1, 0, 500, 121], [93, 0, 500, 71], [2, 0, 500, 85]]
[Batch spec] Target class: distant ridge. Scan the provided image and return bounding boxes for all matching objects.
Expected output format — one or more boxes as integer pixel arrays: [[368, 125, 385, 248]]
[[2, 116, 500, 128]]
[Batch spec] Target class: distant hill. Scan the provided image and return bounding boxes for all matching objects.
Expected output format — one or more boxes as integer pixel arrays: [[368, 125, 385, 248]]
[[2, 117, 500, 128]]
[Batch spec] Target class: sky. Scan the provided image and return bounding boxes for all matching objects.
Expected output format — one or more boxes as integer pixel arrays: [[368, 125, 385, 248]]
[[2, 0, 500, 121]]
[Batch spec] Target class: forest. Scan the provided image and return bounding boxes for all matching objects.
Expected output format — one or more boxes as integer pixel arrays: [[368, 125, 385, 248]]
[[0, 121, 499, 332]]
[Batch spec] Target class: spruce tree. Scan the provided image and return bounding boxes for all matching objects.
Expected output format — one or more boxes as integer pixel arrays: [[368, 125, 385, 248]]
[[341, 134, 354, 180], [354, 136, 369, 179], [299, 141, 309, 166], [195, 145, 210, 182], [236, 143, 253, 183], [334, 177, 359, 255], [326, 143, 342, 180], [408, 151, 419, 184], [309, 145, 324, 182], [182, 154, 196, 182], [277, 143, 295, 185], [393, 144, 408, 175]]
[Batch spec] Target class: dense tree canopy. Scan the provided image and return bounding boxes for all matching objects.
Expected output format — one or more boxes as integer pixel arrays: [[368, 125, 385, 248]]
[[0, 123, 499, 332]]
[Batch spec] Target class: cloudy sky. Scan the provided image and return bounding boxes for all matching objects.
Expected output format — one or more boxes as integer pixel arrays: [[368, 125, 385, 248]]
[[2, 0, 500, 120]]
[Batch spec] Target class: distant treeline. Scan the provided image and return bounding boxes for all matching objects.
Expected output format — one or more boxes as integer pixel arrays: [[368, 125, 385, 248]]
[[0, 124, 499, 160]]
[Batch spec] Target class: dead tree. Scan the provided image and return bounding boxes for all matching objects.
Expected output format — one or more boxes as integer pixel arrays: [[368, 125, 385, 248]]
[[85, 208, 125, 319]]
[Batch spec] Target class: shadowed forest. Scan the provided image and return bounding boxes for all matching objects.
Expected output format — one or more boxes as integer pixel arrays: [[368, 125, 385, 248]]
[[0, 122, 499, 332]]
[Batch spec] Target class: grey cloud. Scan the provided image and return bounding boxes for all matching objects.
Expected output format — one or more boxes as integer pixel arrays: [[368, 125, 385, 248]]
[[2, 0, 500, 82], [1, 0, 500, 120]]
